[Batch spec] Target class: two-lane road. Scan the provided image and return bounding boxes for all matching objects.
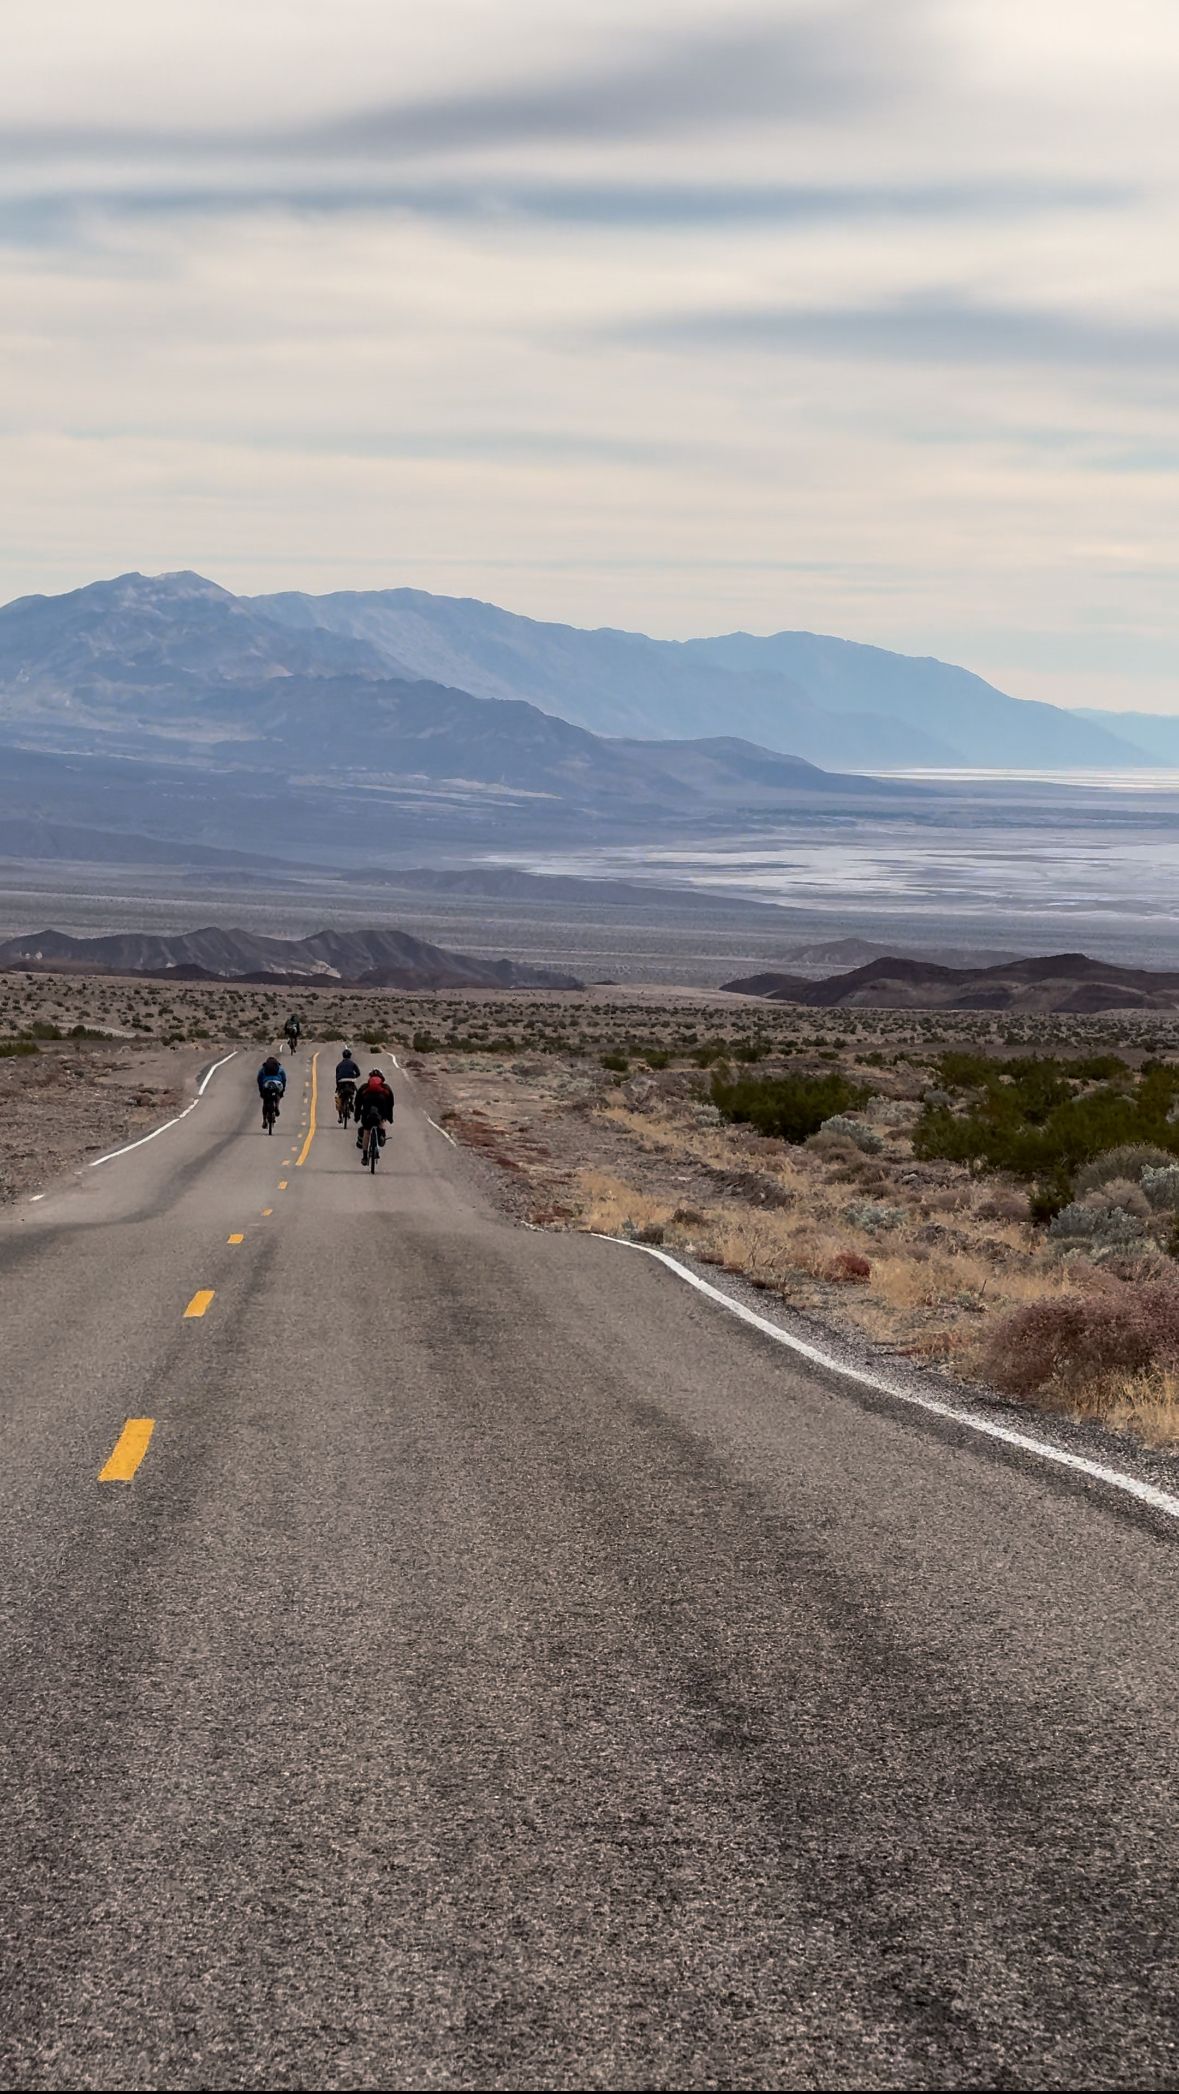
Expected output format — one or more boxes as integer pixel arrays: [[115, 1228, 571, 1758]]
[[2, 1046, 1179, 2089]]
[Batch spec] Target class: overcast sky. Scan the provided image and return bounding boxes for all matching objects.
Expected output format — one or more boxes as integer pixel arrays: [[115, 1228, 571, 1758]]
[[3, 0, 1178, 711]]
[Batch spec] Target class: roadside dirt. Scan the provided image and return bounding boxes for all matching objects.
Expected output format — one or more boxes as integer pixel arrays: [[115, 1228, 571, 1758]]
[[0, 1042, 219, 1203]]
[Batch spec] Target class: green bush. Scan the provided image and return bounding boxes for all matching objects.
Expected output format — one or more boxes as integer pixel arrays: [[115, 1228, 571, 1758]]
[[0, 1038, 38, 1057], [712, 1071, 868, 1145], [600, 1051, 629, 1073], [914, 1054, 1179, 1187]]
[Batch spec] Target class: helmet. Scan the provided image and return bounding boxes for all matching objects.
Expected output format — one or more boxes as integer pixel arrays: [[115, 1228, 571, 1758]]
[[264, 1055, 279, 1071], [369, 1068, 384, 1080], [342, 1046, 352, 1058]]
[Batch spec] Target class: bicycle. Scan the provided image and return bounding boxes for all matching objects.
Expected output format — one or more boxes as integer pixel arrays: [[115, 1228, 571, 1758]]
[[336, 1081, 356, 1127], [261, 1083, 282, 1135], [361, 1119, 383, 1173]]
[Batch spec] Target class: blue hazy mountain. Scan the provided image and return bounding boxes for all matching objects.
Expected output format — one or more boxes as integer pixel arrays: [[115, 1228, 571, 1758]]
[[0, 569, 1156, 784], [1072, 710, 1179, 764], [253, 583, 1149, 770]]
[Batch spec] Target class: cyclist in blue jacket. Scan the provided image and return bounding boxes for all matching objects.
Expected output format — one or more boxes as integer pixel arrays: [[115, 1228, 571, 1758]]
[[257, 1055, 287, 1120]]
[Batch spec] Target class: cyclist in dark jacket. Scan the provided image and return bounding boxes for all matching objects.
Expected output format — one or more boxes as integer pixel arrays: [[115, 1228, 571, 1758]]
[[354, 1068, 394, 1149], [335, 1047, 362, 1121], [257, 1056, 287, 1121]]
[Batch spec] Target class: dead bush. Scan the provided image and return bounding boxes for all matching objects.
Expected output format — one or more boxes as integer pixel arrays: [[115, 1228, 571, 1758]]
[[826, 1250, 872, 1284], [976, 1187, 1031, 1223], [983, 1279, 1179, 1396]]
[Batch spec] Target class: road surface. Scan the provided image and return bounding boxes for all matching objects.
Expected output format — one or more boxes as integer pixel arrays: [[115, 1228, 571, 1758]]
[[2, 1046, 1178, 2090]]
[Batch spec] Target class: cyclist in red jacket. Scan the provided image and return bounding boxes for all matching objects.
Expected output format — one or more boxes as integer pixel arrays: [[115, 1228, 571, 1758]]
[[354, 1068, 394, 1149]]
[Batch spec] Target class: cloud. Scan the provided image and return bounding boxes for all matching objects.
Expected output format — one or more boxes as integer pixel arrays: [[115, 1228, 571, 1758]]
[[0, 176, 1131, 244], [0, 5, 917, 171], [622, 292, 1179, 373]]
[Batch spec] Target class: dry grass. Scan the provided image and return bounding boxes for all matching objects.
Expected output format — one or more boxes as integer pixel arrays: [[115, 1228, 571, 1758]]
[[389, 995, 1179, 1449]]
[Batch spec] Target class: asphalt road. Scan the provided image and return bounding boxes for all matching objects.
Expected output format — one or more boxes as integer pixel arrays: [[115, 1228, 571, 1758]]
[[2, 1046, 1179, 2091]]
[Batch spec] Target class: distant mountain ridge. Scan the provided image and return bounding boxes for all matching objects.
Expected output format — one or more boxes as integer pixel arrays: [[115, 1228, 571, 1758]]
[[725, 952, 1179, 1013], [252, 581, 1150, 770], [0, 925, 583, 991], [0, 569, 1160, 781], [0, 572, 899, 819]]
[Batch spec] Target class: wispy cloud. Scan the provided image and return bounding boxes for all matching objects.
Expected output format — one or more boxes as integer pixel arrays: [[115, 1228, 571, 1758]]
[[1, 0, 1178, 716], [0, 177, 1130, 243], [0, 7, 914, 171], [622, 292, 1179, 372]]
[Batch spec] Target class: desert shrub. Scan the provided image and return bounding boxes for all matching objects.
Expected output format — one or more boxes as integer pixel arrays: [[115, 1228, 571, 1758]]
[[867, 1096, 915, 1126], [0, 1038, 38, 1057], [27, 1020, 62, 1040], [1085, 1178, 1152, 1219], [826, 1250, 871, 1283], [983, 1280, 1179, 1394], [600, 1051, 629, 1073], [1142, 1165, 1179, 1214], [976, 1187, 1031, 1222], [412, 1031, 440, 1052], [712, 1071, 868, 1145], [1074, 1144, 1175, 1195], [915, 1066, 1179, 1185], [845, 1201, 905, 1234], [1048, 1201, 1146, 1246], [817, 1113, 884, 1154]]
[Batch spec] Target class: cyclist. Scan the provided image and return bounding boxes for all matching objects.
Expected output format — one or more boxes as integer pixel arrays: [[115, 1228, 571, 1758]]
[[256, 1054, 287, 1125], [335, 1045, 361, 1122], [354, 1066, 395, 1153], [284, 1013, 302, 1056]]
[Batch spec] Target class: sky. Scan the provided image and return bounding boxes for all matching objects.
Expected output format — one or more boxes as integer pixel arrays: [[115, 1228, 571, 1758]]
[[2, 0, 1178, 713]]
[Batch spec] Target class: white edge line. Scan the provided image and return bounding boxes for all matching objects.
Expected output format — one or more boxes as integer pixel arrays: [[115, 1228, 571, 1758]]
[[88, 1050, 238, 1168], [596, 1233, 1179, 1525], [426, 1115, 458, 1147]]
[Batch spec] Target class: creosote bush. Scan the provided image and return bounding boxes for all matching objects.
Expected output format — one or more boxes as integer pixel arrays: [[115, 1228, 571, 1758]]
[[712, 1070, 868, 1145]]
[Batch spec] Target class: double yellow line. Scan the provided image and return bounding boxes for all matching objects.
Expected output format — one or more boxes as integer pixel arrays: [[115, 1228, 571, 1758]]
[[296, 1050, 318, 1167]]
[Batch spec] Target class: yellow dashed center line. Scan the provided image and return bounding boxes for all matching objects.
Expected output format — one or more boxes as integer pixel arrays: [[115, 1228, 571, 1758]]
[[227, 1233, 244, 1245], [295, 1052, 319, 1167], [183, 1289, 215, 1319], [278, 1179, 288, 1191], [261, 1207, 273, 1216], [99, 1418, 154, 1481]]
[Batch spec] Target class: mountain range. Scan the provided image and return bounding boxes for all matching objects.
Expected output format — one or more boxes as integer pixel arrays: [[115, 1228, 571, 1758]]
[[724, 952, 1179, 1014], [0, 570, 1165, 790], [0, 925, 582, 991]]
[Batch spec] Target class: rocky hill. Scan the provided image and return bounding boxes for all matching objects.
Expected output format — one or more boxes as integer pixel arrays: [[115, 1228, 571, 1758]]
[[0, 925, 583, 992], [724, 952, 1179, 1013]]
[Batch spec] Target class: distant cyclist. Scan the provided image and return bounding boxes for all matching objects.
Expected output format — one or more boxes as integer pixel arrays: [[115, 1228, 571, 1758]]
[[354, 1067, 394, 1151], [257, 1054, 287, 1126], [284, 1013, 302, 1055], [335, 1045, 361, 1123]]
